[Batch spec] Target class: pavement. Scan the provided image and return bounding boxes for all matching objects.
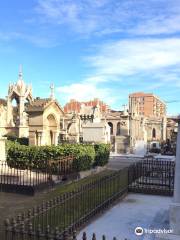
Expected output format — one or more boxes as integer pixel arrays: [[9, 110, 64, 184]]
[[78, 193, 172, 240], [107, 154, 144, 170]]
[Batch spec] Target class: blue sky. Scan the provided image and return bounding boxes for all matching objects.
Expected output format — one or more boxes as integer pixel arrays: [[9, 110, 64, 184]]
[[0, 0, 180, 115]]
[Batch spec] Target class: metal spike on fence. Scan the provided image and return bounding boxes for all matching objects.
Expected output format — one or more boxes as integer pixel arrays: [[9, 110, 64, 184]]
[[72, 230, 77, 240], [54, 227, 60, 239], [37, 224, 42, 237], [28, 209, 32, 218], [83, 232, 87, 240], [20, 221, 25, 234], [50, 199, 54, 207], [37, 205, 41, 214], [4, 218, 10, 231], [46, 225, 50, 236], [17, 214, 22, 224], [92, 233, 96, 240], [28, 222, 33, 235], [102, 235, 106, 240], [63, 230, 69, 240], [32, 207, 37, 217], [113, 237, 117, 240], [21, 212, 26, 221], [11, 218, 17, 233]]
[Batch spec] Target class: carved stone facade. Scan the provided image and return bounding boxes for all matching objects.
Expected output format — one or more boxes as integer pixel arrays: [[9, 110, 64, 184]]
[[0, 67, 65, 146], [0, 67, 167, 150], [27, 98, 64, 146], [105, 109, 130, 153], [0, 66, 33, 138], [63, 104, 110, 144]]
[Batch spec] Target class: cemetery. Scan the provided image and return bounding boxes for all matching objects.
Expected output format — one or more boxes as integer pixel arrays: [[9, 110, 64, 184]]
[[0, 123, 179, 240]]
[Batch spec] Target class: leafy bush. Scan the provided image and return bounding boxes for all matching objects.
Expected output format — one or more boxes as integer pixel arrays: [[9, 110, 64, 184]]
[[6, 142, 110, 172], [94, 144, 111, 166], [4, 134, 29, 145]]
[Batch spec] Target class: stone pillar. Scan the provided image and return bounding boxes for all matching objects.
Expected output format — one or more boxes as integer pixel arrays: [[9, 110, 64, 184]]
[[0, 137, 6, 161], [162, 117, 167, 141], [62, 118, 65, 129], [53, 131, 59, 145], [37, 131, 42, 146], [169, 118, 180, 236], [6, 97, 13, 126], [156, 118, 180, 240]]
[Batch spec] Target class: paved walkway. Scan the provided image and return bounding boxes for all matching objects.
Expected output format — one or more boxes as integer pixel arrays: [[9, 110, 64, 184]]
[[107, 155, 144, 170], [78, 193, 172, 240]]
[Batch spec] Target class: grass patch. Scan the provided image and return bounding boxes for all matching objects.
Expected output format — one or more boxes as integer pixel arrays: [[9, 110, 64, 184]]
[[12, 168, 129, 235], [50, 169, 115, 198]]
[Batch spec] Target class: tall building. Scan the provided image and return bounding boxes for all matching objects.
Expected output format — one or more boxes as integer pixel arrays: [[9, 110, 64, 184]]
[[129, 92, 166, 117], [64, 98, 109, 113]]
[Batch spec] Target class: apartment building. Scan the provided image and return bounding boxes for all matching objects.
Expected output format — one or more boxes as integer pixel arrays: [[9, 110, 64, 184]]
[[129, 92, 166, 117]]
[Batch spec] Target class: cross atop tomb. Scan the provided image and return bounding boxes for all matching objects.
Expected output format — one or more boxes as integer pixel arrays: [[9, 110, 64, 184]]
[[50, 83, 55, 100]]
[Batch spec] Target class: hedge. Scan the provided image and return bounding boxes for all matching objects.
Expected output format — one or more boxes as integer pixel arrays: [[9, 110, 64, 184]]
[[6, 142, 110, 172], [4, 135, 29, 145], [94, 144, 111, 166]]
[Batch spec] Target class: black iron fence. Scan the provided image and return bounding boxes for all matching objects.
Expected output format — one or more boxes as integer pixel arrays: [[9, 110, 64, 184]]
[[128, 158, 175, 196], [48, 155, 75, 180], [3, 169, 128, 240], [1, 229, 128, 240], [0, 156, 75, 195]]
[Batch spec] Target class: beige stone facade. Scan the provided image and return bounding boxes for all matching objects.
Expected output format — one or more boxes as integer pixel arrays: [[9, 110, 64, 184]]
[[63, 104, 110, 144], [0, 68, 167, 150], [0, 67, 65, 146], [105, 109, 130, 153], [27, 99, 64, 146]]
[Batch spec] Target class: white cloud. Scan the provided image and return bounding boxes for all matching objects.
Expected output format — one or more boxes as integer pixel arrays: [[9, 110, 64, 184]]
[[35, 0, 180, 37], [57, 37, 180, 108], [57, 81, 119, 107], [86, 38, 180, 82]]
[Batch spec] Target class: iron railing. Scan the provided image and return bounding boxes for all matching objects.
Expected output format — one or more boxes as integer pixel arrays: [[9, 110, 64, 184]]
[[128, 158, 175, 196], [3, 169, 128, 240], [0, 155, 75, 195]]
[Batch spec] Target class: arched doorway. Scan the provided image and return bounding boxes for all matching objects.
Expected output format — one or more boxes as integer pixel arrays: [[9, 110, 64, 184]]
[[117, 122, 121, 136], [108, 122, 113, 135], [11, 96, 19, 126], [152, 128, 156, 139], [47, 114, 58, 145]]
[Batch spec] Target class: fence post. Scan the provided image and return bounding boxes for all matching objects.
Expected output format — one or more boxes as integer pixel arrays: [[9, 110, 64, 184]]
[[82, 232, 87, 240], [4, 218, 11, 240], [27, 222, 33, 239], [92, 233, 96, 240], [72, 230, 77, 240], [54, 227, 60, 240]]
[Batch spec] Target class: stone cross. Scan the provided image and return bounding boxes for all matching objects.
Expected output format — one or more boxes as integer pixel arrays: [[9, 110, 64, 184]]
[[50, 83, 55, 100]]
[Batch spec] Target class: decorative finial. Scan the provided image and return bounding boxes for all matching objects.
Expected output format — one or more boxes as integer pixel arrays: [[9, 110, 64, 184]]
[[50, 83, 55, 100], [19, 64, 23, 80]]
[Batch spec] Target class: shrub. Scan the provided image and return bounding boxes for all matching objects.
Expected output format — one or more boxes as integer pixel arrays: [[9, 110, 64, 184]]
[[6, 142, 110, 172], [4, 134, 29, 145], [94, 143, 111, 166]]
